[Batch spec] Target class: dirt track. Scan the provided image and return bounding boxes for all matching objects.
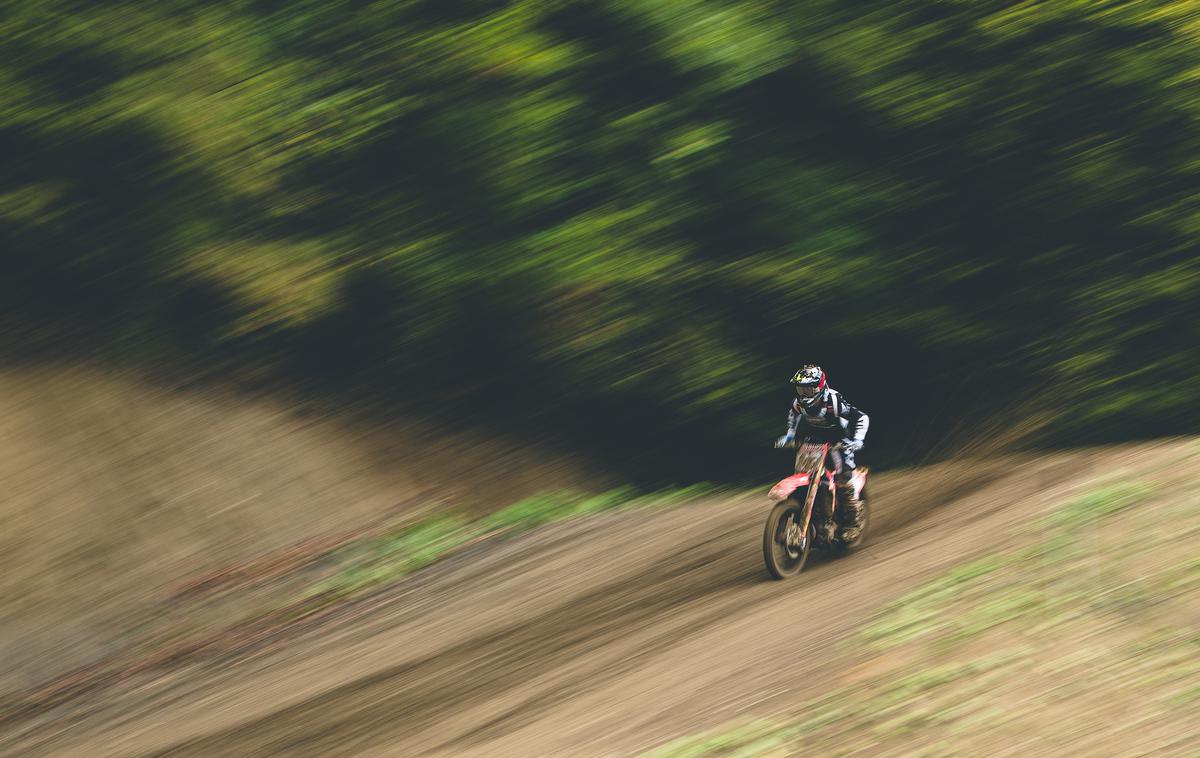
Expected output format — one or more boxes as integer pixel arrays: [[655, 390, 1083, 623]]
[[2, 444, 1172, 757]]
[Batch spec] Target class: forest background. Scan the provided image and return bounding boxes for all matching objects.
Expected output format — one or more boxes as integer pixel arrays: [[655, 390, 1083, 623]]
[[2, 0, 1197, 484]]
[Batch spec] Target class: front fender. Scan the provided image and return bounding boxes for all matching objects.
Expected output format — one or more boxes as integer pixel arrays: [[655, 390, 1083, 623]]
[[768, 473, 811, 502]]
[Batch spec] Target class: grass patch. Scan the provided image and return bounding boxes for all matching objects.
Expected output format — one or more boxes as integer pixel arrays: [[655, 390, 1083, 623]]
[[482, 484, 718, 533], [1043, 482, 1151, 529], [643, 651, 1027, 758], [309, 516, 470, 598], [481, 489, 635, 532], [305, 483, 719, 602], [864, 480, 1154, 651], [860, 552, 1020, 650], [642, 720, 785, 758], [1167, 685, 1200, 708]]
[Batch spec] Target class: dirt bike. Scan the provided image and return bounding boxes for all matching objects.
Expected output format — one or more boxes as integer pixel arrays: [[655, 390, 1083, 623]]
[[762, 440, 870, 579]]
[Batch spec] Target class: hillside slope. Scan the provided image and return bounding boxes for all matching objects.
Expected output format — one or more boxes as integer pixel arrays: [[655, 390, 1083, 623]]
[[4, 434, 1193, 756], [0, 366, 591, 694]]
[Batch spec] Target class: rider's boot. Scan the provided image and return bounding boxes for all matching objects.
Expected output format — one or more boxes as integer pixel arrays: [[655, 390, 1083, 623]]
[[836, 480, 865, 542]]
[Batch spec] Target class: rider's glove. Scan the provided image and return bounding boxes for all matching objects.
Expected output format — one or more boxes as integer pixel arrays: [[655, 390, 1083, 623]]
[[841, 438, 864, 453], [775, 431, 796, 448]]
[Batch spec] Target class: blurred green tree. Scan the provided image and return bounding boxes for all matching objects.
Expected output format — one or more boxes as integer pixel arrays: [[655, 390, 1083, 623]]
[[1, 0, 1197, 482]]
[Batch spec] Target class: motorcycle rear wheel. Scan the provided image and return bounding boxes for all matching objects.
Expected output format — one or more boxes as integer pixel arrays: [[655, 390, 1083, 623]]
[[763, 498, 812, 579]]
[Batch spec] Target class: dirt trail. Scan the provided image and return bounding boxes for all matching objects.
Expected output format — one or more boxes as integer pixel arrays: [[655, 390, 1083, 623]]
[[2, 443, 1175, 757]]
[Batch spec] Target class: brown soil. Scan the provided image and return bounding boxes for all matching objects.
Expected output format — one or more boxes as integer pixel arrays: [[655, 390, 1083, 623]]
[[4, 423, 1183, 756], [0, 365, 592, 695]]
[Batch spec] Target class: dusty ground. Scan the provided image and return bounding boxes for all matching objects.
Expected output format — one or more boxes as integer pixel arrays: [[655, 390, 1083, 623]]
[[4, 436, 1189, 757], [0, 366, 593, 694]]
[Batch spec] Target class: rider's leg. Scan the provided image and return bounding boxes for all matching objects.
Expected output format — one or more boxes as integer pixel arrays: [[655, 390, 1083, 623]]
[[833, 448, 865, 539]]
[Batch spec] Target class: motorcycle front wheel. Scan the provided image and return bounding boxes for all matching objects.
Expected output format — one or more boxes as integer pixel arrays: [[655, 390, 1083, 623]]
[[763, 498, 812, 579]]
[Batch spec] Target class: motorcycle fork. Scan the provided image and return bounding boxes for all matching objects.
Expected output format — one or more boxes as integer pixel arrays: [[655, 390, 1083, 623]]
[[798, 457, 826, 542]]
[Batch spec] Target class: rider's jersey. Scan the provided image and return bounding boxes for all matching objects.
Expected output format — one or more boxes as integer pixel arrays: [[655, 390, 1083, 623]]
[[786, 388, 869, 443]]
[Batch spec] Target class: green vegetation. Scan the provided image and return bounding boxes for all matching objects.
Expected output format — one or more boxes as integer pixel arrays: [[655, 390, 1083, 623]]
[[643, 720, 794, 758], [482, 483, 714, 531], [306, 483, 716, 599], [3, 2, 1199, 481], [1043, 481, 1152, 529], [645, 475, 1200, 755], [307, 516, 470, 598], [862, 480, 1152, 650]]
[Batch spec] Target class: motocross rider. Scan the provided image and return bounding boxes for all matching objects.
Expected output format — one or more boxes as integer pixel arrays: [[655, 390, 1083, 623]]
[[774, 365, 870, 540]]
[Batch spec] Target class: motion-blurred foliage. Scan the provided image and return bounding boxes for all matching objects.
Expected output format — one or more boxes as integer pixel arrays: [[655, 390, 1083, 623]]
[[2, 1, 1198, 481]]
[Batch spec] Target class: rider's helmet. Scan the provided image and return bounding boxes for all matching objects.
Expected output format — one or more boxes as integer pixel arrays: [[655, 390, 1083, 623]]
[[790, 365, 827, 409]]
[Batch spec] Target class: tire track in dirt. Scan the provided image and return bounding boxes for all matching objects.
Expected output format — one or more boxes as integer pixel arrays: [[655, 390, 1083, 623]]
[[154, 526, 772, 756]]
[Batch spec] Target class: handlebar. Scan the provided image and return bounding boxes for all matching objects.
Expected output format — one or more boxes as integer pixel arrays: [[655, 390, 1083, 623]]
[[774, 439, 853, 450]]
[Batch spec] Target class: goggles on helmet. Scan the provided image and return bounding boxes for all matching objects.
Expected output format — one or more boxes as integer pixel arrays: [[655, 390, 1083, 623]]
[[795, 384, 822, 399]]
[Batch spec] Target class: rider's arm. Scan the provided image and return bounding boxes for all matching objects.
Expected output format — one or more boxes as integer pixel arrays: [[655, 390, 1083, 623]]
[[787, 399, 803, 433], [841, 400, 869, 442]]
